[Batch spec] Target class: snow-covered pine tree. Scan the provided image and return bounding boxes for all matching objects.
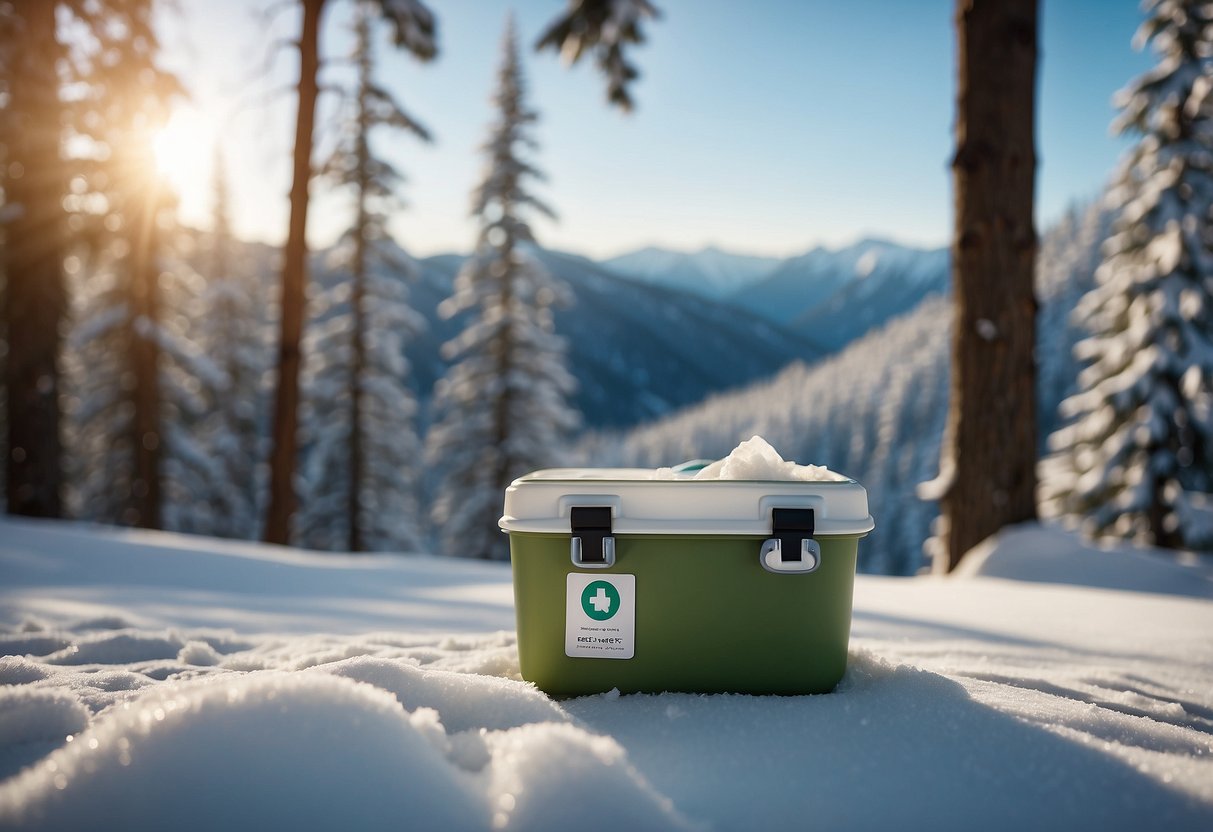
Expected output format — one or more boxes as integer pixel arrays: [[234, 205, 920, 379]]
[[295, 2, 428, 553], [196, 147, 266, 540], [427, 18, 578, 559], [67, 211, 225, 533], [63, 16, 223, 531], [1035, 202, 1111, 439], [1041, 0, 1213, 551], [263, 0, 437, 546]]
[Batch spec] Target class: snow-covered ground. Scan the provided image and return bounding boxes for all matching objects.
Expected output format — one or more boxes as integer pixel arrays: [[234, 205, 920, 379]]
[[1, 518, 1212, 831]]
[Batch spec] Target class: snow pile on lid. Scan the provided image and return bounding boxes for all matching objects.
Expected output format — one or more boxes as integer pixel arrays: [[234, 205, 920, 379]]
[[688, 436, 849, 482]]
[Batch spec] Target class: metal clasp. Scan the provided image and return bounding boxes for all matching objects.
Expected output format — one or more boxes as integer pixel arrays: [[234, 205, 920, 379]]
[[570, 506, 615, 568], [761, 508, 820, 574]]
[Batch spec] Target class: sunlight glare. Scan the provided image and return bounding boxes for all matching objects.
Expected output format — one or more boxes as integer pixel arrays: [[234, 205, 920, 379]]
[[152, 106, 215, 211]]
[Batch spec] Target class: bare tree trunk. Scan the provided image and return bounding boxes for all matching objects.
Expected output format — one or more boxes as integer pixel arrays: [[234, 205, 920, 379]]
[[3, 0, 65, 518], [264, 0, 327, 545], [128, 188, 163, 529], [489, 235, 516, 561], [347, 129, 369, 553], [344, 11, 375, 553], [347, 264, 366, 551], [937, 0, 1039, 572]]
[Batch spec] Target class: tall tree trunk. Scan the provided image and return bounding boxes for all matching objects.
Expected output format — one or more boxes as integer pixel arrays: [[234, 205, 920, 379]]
[[490, 235, 516, 561], [345, 28, 373, 554], [128, 186, 163, 529], [264, 0, 327, 545], [937, 0, 1039, 572], [4, 0, 65, 518], [347, 134, 369, 553], [347, 262, 366, 551]]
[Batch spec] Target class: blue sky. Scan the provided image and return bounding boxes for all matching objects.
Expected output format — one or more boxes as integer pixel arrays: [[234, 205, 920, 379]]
[[160, 0, 1152, 259]]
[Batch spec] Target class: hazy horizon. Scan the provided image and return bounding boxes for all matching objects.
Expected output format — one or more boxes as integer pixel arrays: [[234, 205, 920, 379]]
[[198, 220, 956, 264]]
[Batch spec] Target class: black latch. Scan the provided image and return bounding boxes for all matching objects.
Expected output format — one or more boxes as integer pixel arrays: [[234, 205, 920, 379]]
[[772, 508, 815, 563], [571, 506, 615, 567]]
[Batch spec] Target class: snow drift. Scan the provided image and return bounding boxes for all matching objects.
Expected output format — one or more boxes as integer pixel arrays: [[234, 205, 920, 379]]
[[1, 518, 1211, 830]]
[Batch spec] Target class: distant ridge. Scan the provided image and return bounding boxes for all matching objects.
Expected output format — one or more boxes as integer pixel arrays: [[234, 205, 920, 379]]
[[601, 245, 781, 299], [302, 245, 824, 430], [599, 238, 950, 355], [729, 238, 947, 322]]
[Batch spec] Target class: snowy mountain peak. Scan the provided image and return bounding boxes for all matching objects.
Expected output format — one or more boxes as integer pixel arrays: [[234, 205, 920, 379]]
[[855, 250, 880, 278], [599, 237, 948, 354], [600, 245, 781, 299], [729, 238, 949, 349]]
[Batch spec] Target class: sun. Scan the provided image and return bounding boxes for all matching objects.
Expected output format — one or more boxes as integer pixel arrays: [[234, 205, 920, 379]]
[[151, 105, 215, 208]]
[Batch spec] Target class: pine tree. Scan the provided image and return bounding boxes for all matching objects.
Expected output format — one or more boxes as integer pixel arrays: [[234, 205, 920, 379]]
[[427, 18, 579, 560], [1041, 0, 1213, 551], [263, 0, 437, 545], [158, 251, 230, 537], [296, 2, 428, 553], [197, 147, 266, 540], [62, 5, 222, 531], [67, 217, 224, 532], [78, 11, 177, 531], [535, 0, 660, 111], [1035, 202, 1110, 438]]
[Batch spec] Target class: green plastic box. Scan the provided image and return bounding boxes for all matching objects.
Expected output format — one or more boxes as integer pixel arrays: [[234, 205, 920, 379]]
[[499, 467, 874, 697]]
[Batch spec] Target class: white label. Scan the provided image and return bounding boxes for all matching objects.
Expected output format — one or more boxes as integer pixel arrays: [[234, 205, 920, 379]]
[[565, 573, 635, 659]]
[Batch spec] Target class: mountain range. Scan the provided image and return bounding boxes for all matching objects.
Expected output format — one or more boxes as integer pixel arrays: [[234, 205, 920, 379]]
[[220, 233, 953, 432], [311, 235, 951, 429], [776, 241, 950, 351], [312, 247, 825, 430], [409, 238, 951, 426], [601, 246, 782, 299], [603, 239, 949, 328], [605, 237, 950, 353]]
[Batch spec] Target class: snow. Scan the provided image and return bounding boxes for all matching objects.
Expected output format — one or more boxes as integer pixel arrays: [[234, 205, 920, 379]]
[[732, 237, 948, 336], [601, 246, 780, 300], [955, 522, 1213, 599], [2, 517, 1212, 830], [690, 435, 849, 482], [854, 249, 879, 277]]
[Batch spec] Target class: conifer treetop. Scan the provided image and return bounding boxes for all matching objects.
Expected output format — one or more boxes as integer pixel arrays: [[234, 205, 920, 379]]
[[535, 0, 660, 112]]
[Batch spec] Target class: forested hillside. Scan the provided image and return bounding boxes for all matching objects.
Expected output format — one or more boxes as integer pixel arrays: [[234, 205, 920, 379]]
[[596, 204, 1110, 574]]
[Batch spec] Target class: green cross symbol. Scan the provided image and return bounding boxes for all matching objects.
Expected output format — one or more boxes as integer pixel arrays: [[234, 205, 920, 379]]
[[581, 580, 620, 621]]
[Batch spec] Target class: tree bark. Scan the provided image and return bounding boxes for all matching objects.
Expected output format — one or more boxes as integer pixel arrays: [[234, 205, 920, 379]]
[[490, 235, 516, 561], [347, 113, 369, 553], [264, 0, 327, 545], [3, 0, 65, 518], [128, 187, 163, 529], [937, 0, 1039, 572]]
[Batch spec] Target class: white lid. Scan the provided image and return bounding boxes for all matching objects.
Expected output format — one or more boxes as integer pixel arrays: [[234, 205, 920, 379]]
[[499, 468, 875, 537]]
